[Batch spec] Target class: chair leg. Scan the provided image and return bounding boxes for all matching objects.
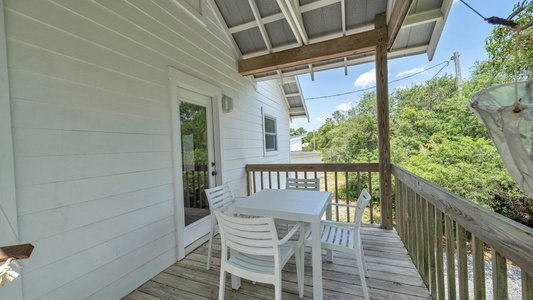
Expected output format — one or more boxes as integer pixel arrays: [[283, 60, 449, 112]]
[[356, 236, 368, 276], [355, 249, 370, 300], [274, 277, 282, 300], [206, 230, 215, 270], [219, 270, 226, 300], [295, 245, 304, 298]]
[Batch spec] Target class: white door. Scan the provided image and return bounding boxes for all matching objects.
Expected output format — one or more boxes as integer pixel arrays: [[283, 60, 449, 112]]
[[177, 87, 217, 248]]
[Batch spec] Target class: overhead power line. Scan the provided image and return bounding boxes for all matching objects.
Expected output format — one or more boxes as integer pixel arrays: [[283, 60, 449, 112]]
[[304, 60, 451, 101]]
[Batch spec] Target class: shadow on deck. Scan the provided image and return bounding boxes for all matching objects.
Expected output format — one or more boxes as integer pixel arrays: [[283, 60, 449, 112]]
[[124, 225, 430, 299]]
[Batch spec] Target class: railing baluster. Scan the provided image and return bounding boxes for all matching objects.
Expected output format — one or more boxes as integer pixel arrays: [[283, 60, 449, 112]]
[[416, 193, 423, 276], [445, 216, 456, 300], [457, 224, 468, 299], [472, 235, 486, 300], [421, 197, 429, 287], [522, 270, 533, 299], [346, 171, 350, 222], [436, 209, 445, 300], [369, 171, 373, 224], [252, 171, 257, 194], [492, 250, 508, 299], [324, 171, 328, 192], [392, 177, 396, 239], [334, 172, 339, 221], [409, 189, 417, 264], [427, 202, 437, 299], [277, 171, 280, 189]]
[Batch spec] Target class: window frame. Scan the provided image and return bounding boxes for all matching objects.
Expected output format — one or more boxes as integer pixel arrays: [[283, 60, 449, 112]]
[[262, 109, 279, 156]]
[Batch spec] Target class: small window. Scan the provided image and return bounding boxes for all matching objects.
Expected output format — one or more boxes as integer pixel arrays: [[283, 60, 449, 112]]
[[264, 115, 278, 152]]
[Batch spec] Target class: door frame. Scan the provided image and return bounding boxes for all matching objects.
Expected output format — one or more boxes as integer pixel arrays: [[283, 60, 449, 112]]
[[168, 67, 223, 260]]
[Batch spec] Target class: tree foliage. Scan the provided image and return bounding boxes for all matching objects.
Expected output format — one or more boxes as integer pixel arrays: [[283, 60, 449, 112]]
[[290, 127, 307, 136], [483, 0, 533, 80], [309, 69, 533, 226]]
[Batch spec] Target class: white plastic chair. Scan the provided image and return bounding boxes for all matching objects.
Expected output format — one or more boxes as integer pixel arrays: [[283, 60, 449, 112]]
[[215, 210, 304, 300], [286, 177, 320, 190], [305, 189, 372, 300], [204, 183, 237, 270]]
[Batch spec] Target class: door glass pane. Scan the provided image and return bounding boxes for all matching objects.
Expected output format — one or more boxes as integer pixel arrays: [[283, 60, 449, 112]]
[[180, 101, 210, 226]]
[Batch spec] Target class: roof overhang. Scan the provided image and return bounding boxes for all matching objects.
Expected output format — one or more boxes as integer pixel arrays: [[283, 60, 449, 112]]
[[208, 0, 453, 118]]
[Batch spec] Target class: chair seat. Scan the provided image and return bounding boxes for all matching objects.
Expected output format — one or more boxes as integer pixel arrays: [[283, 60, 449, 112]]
[[306, 222, 357, 252]]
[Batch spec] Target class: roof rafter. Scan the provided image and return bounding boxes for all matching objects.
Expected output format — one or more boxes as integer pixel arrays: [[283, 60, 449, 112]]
[[239, 27, 387, 76], [275, 0, 304, 45], [248, 0, 273, 52], [387, 0, 414, 50], [284, 0, 309, 45], [402, 8, 443, 28]]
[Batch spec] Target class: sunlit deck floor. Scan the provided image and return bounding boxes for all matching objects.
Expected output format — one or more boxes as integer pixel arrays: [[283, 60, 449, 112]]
[[124, 225, 431, 300]]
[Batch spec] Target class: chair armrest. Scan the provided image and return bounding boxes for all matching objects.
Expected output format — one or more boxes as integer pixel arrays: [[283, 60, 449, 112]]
[[321, 219, 355, 226], [278, 222, 302, 245], [328, 202, 357, 209]]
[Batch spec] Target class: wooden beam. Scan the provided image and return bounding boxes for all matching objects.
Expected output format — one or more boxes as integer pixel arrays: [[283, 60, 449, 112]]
[[375, 13, 392, 230], [402, 8, 443, 29], [238, 28, 387, 76], [387, 0, 413, 50], [0, 244, 34, 262]]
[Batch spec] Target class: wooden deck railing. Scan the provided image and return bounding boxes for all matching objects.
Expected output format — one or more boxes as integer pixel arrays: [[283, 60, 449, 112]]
[[245, 163, 380, 223], [393, 164, 533, 300], [183, 164, 209, 209]]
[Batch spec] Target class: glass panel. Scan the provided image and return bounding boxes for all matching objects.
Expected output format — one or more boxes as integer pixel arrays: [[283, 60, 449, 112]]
[[265, 134, 277, 151], [264, 116, 277, 151], [180, 101, 210, 226], [265, 116, 276, 133]]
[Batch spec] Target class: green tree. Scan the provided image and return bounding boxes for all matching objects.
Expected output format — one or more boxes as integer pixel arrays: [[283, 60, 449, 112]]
[[290, 127, 307, 136], [483, 0, 533, 80]]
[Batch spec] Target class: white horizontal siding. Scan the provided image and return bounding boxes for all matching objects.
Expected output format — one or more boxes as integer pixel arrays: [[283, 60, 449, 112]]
[[3, 0, 292, 299]]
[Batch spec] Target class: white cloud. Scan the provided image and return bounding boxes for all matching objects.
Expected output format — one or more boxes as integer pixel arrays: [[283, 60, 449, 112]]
[[316, 117, 327, 121], [396, 67, 425, 78], [336, 103, 352, 111], [354, 68, 376, 88]]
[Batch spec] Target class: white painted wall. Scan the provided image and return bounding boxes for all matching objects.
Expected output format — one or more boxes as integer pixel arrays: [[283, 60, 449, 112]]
[[290, 136, 303, 151], [1, 0, 291, 299]]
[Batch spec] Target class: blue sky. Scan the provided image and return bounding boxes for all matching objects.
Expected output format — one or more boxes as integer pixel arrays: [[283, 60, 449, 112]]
[[291, 0, 518, 132]]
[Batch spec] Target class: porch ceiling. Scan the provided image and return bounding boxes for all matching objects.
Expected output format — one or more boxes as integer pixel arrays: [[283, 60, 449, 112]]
[[208, 0, 453, 81]]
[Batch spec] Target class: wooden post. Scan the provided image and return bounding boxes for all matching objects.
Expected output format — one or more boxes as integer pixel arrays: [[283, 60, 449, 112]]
[[375, 13, 392, 229]]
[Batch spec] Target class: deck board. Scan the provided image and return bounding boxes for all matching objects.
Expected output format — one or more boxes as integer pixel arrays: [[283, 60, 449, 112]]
[[124, 225, 431, 300]]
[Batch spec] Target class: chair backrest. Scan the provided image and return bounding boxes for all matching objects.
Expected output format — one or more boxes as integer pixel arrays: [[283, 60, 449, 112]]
[[354, 189, 372, 226], [214, 211, 279, 257], [285, 178, 320, 190], [204, 183, 235, 212]]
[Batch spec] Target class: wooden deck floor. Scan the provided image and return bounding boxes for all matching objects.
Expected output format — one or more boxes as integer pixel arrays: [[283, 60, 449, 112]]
[[124, 225, 431, 300]]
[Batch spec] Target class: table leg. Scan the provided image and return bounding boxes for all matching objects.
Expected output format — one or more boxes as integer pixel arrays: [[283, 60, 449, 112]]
[[311, 222, 323, 299], [325, 202, 333, 262]]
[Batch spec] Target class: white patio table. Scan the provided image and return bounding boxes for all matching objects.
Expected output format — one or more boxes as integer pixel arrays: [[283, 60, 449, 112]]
[[228, 188, 332, 300]]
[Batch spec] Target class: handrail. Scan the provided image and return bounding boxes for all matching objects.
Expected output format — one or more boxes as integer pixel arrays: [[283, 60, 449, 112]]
[[392, 163, 533, 299], [245, 163, 379, 173]]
